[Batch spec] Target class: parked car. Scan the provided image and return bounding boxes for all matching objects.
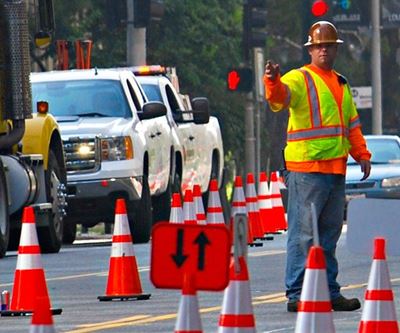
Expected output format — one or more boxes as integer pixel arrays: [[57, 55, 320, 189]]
[[345, 135, 400, 203]]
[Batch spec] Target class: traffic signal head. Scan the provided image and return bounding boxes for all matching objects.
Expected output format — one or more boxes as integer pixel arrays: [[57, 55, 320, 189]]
[[243, 0, 268, 50], [134, 0, 165, 28], [226, 68, 253, 93]]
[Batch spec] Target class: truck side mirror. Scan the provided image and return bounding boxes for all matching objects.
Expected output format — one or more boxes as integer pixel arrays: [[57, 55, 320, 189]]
[[191, 97, 210, 124], [139, 101, 167, 120]]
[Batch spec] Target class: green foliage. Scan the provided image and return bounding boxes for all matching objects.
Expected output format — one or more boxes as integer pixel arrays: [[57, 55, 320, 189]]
[[38, 1, 400, 172]]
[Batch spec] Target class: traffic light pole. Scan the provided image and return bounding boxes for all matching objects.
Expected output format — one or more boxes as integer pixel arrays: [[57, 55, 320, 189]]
[[254, 47, 265, 181], [371, 0, 382, 134], [245, 92, 256, 177], [126, 0, 146, 66]]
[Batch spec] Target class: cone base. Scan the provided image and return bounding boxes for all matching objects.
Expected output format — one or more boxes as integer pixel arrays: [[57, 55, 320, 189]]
[[0, 308, 62, 317], [98, 293, 151, 302], [248, 242, 263, 247], [255, 236, 273, 241]]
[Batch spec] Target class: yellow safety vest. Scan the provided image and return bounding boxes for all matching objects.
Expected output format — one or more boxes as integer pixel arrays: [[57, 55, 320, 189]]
[[276, 66, 361, 163]]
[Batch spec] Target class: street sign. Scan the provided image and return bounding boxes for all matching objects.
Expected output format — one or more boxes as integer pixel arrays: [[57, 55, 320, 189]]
[[351, 86, 372, 109], [150, 222, 231, 291], [382, 0, 400, 28]]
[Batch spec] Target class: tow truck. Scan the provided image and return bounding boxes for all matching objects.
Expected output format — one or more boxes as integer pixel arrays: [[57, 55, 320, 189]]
[[0, 0, 67, 257]]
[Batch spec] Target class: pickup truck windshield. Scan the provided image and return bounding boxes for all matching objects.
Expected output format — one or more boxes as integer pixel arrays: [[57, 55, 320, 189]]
[[141, 83, 163, 103], [32, 80, 130, 118]]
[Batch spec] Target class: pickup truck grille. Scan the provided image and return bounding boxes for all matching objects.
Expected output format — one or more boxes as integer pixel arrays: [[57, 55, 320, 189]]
[[63, 137, 100, 173]]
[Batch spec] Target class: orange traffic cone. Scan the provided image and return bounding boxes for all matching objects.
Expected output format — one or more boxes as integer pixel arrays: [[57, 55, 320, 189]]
[[29, 296, 55, 333], [170, 193, 184, 224], [193, 184, 206, 225], [183, 189, 197, 224], [218, 256, 256, 332], [246, 173, 264, 240], [270, 171, 287, 231], [230, 176, 261, 247], [358, 238, 399, 333], [295, 246, 335, 333], [3, 206, 61, 316], [174, 273, 202, 333], [98, 198, 151, 301], [206, 179, 225, 225], [258, 171, 275, 235]]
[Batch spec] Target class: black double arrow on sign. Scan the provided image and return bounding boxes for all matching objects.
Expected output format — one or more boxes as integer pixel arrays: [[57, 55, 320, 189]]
[[171, 228, 211, 270]]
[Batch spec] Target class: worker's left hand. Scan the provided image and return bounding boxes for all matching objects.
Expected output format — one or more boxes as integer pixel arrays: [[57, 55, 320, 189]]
[[359, 159, 371, 181]]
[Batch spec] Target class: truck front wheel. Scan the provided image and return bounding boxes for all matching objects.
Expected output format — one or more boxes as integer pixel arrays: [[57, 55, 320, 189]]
[[0, 164, 9, 258], [127, 174, 152, 243], [37, 150, 65, 253]]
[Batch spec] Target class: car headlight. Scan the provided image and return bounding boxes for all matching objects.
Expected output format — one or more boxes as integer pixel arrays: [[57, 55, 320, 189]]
[[100, 136, 133, 161], [381, 176, 400, 188]]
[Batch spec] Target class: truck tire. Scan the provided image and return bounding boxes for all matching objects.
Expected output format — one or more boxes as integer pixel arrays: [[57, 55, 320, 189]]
[[202, 157, 219, 211], [62, 217, 77, 244], [0, 165, 9, 258], [128, 174, 152, 243], [37, 150, 64, 253], [152, 179, 171, 224], [152, 172, 181, 224]]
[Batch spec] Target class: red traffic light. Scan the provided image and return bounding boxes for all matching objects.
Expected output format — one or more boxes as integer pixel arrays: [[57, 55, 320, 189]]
[[227, 68, 253, 92], [311, 0, 329, 17]]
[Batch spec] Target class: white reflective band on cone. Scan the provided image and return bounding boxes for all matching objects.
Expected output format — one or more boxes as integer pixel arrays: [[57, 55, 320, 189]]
[[110, 243, 134, 258], [16, 254, 43, 270], [175, 295, 202, 331], [220, 281, 253, 314], [301, 269, 330, 301], [368, 260, 391, 289], [19, 224, 40, 246], [361, 301, 397, 320], [295, 313, 335, 333], [113, 214, 131, 236]]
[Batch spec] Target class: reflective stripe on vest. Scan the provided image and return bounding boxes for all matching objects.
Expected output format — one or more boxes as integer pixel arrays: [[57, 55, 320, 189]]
[[286, 69, 348, 142], [349, 115, 361, 129]]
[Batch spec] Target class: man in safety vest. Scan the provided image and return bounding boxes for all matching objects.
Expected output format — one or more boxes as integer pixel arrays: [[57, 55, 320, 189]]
[[264, 21, 371, 312]]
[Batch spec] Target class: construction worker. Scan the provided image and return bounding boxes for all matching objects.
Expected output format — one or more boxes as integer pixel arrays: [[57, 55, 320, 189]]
[[264, 21, 371, 312]]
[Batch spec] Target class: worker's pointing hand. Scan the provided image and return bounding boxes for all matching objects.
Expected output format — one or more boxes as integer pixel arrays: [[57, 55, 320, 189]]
[[264, 60, 280, 81]]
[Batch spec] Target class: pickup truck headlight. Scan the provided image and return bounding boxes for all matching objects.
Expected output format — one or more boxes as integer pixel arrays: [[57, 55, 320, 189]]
[[100, 136, 133, 161], [382, 176, 400, 188]]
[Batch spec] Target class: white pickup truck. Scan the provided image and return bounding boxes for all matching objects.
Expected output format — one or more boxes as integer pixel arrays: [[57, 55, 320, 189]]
[[132, 66, 225, 212], [30, 68, 174, 244]]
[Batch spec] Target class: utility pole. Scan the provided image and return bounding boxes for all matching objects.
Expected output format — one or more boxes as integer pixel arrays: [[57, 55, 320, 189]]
[[126, 0, 146, 66], [254, 47, 265, 180], [242, 0, 267, 178], [371, 0, 382, 134], [245, 92, 256, 176]]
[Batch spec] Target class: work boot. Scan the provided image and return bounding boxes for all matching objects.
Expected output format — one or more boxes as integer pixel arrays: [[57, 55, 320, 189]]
[[331, 295, 361, 311], [287, 299, 299, 312]]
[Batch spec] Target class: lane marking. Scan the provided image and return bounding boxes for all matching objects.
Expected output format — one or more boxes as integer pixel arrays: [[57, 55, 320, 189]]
[[0, 266, 150, 288], [249, 249, 286, 257], [64, 278, 400, 332]]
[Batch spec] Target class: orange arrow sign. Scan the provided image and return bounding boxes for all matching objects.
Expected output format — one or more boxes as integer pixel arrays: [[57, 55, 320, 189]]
[[150, 222, 231, 291]]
